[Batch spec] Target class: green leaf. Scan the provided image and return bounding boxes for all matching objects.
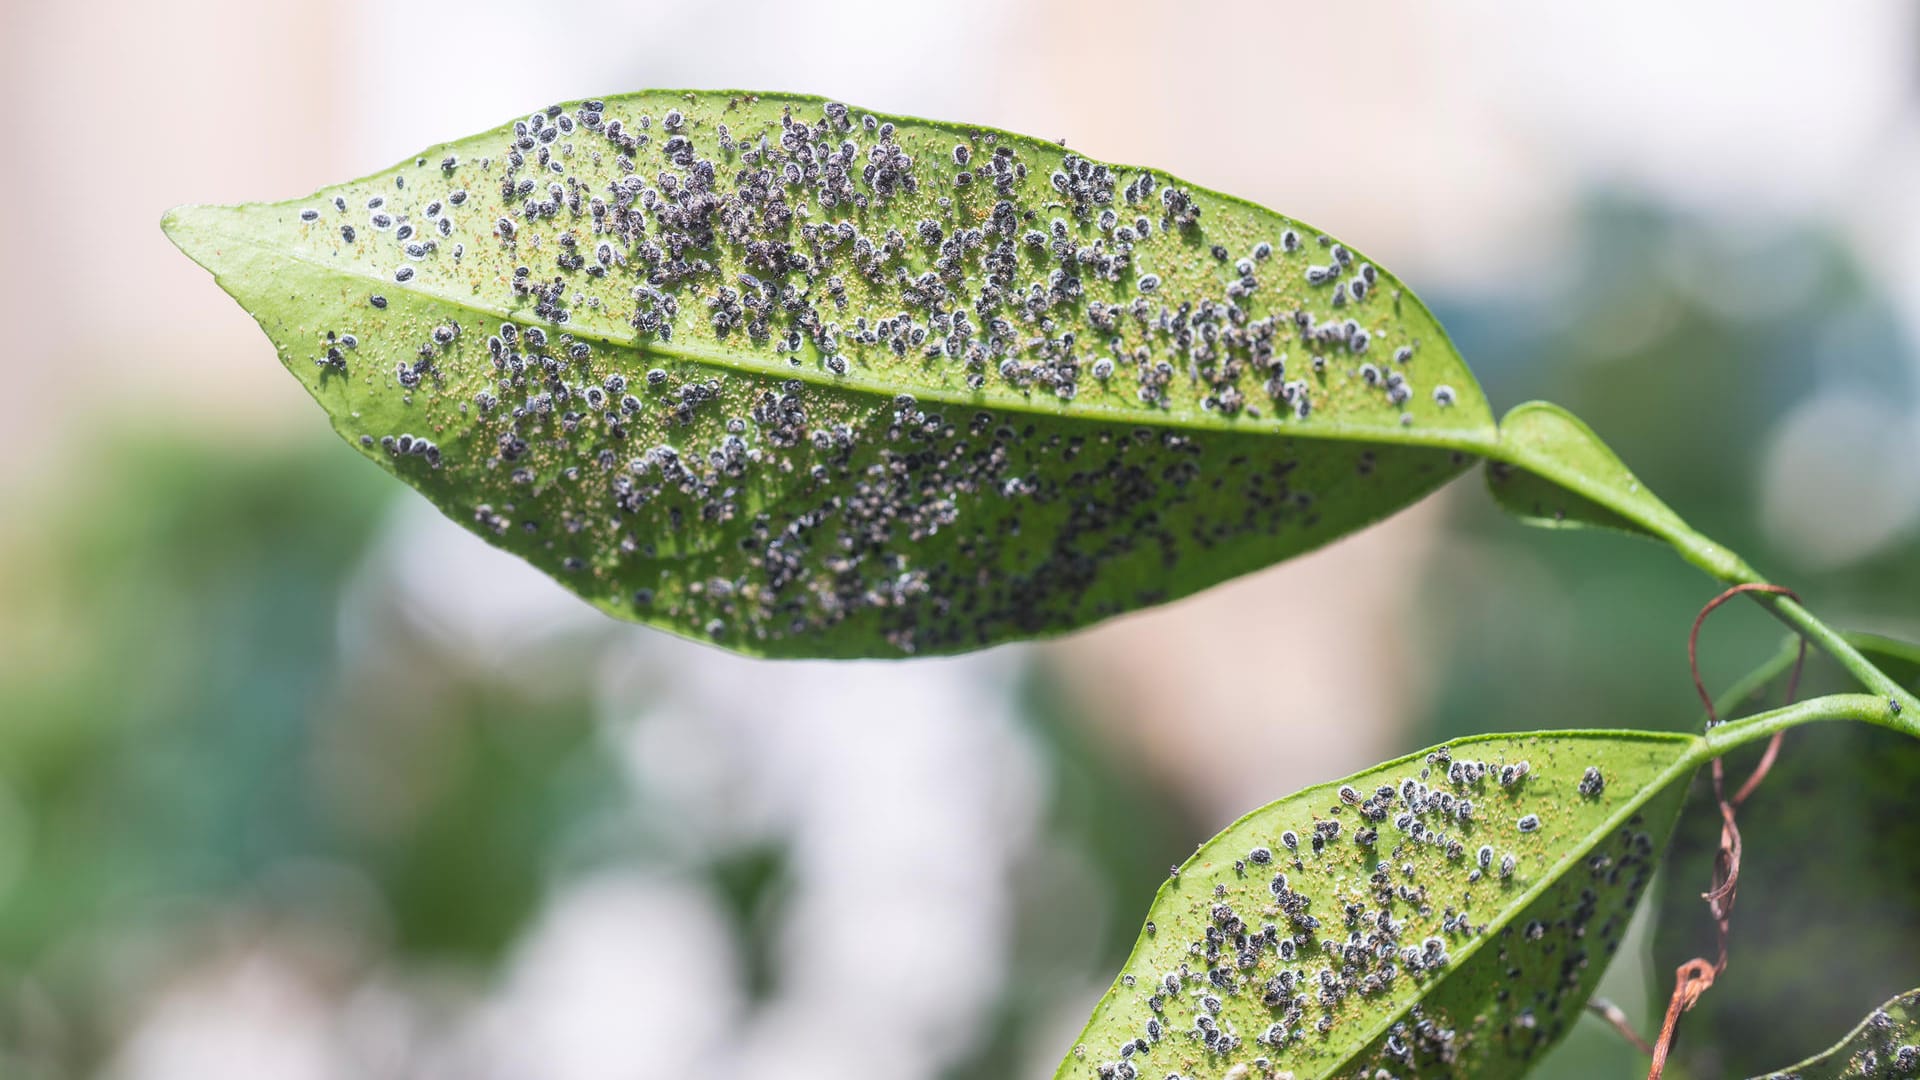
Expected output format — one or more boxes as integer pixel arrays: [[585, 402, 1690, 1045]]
[[1485, 401, 1673, 539], [1750, 988, 1920, 1079], [163, 90, 1496, 658], [1485, 401, 1760, 583], [1054, 730, 1698, 1080]]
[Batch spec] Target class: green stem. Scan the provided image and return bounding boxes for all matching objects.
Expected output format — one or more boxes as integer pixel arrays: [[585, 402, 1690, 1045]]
[[1632, 513, 1761, 587], [1696, 693, 1914, 761], [1749, 596, 1920, 716], [1490, 407, 1920, 720]]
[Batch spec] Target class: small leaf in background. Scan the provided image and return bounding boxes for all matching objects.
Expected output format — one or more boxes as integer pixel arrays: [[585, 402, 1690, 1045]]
[[1656, 635, 1920, 1079], [164, 90, 1496, 658], [1486, 402, 1673, 540], [1055, 731, 1698, 1080], [1748, 987, 1920, 1079], [1854, 633, 1920, 688]]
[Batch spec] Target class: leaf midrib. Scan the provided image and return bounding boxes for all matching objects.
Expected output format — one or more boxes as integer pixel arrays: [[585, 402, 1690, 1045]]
[[173, 211, 1504, 456]]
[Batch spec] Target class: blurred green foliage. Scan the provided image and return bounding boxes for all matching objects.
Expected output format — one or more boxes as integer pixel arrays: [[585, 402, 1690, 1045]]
[[0, 436, 631, 1071]]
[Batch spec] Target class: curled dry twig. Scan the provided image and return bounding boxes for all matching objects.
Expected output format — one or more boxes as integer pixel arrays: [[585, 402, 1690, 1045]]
[[1645, 584, 1806, 1080]]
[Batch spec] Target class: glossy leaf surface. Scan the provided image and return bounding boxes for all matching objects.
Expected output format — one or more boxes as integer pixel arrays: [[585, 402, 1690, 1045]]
[[1486, 402, 1671, 540], [165, 90, 1494, 657], [1055, 730, 1697, 1079]]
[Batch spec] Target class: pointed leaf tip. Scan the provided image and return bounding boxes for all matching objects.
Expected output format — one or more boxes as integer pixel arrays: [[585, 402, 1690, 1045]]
[[161, 202, 246, 275]]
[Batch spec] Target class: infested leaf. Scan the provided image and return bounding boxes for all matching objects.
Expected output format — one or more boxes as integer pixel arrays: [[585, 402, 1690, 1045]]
[[163, 90, 1495, 658], [1486, 401, 1673, 540], [1054, 730, 1699, 1080], [1750, 987, 1920, 1079]]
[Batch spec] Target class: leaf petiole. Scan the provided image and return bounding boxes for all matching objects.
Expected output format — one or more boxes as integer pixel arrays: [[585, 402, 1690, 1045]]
[[1694, 693, 1911, 761]]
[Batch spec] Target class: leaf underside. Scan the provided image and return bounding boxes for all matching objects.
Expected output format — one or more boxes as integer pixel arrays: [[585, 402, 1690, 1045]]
[[164, 90, 1494, 658], [1755, 988, 1920, 1079], [1055, 730, 1695, 1080], [1486, 402, 1671, 540]]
